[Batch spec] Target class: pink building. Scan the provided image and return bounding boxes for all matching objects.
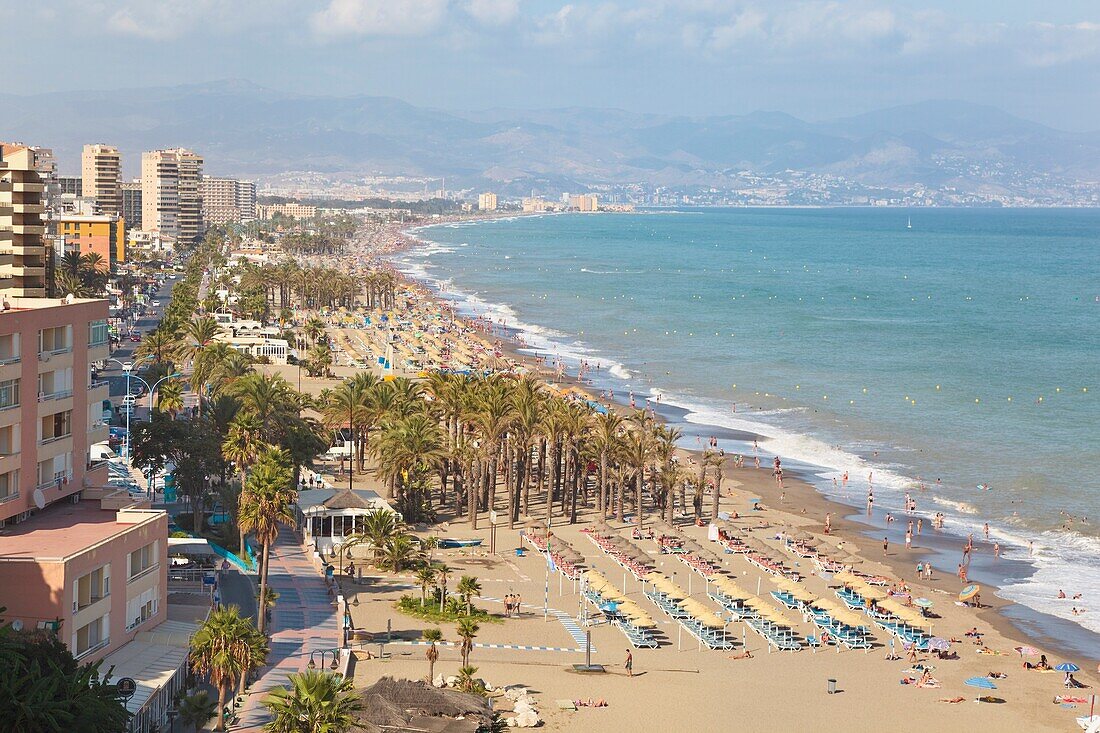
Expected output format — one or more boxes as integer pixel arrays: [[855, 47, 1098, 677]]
[[0, 295, 111, 522], [0, 501, 168, 663]]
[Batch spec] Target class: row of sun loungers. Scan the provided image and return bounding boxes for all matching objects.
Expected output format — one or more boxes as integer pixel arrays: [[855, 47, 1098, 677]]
[[582, 570, 659, 649], [643, 574, 735, 650]]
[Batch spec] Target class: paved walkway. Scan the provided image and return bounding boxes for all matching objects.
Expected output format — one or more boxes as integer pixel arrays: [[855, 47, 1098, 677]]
[[233, 527, 341, 730]]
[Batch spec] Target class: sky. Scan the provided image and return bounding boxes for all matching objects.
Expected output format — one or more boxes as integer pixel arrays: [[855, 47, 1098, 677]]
[[6, 0, 1100, 130]]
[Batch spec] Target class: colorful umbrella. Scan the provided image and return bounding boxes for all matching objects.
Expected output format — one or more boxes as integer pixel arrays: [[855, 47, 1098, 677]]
[[1014, 645, 1040, 656], [965, 677, 997, 690], [959, 584, 981, 601], [1055, 662, 1080, 673], [913, 597, 934, 608]]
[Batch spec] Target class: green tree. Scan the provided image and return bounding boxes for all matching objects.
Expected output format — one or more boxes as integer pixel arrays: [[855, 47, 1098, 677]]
[[456, 575, 482, 616], [178, 691, 218, 730], [238, 447, 296, 634], [423, 627, 443, 683], [0, 628, 131, 733], [189, 605, 269, 732], [262, 669, 362, 733], [415, 566, 437, 605], [456, 618, 479, 668]]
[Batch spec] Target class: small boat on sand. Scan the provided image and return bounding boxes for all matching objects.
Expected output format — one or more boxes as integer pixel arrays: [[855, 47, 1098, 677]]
[[438, 538, 484, 549]]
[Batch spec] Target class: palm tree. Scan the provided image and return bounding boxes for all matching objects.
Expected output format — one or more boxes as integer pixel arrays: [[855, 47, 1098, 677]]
[[423, 627, 443, 683], [238, 447, 296, 634], [456, 618, 479, 668], [189, 605, 269, 732], [177, 691, 218, 730], [348, 507, 404, 564], [154, 377, 185, 416], [507, 381, 545, 527], [262, 669, 362, 733], [230, 372, 299, 443], [591, 412, 624, 520], [435, 563, 452, 613], [303, 316, 326, 345], [622, 428, 652, 528], [415, 566, 437, 605], [222, 415, 266, 556], [372, 413, 447, 501], [379, 535, 419, 572], [709, 451, 727, 521], [455, 665, 483, 695], [456, 575, 482, 616]]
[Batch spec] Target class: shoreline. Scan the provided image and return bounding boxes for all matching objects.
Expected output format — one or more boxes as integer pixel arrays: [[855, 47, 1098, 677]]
[[384, 215, 1100, 669]]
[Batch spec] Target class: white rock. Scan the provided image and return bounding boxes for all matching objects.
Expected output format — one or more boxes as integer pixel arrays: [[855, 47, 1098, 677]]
[[514, 710, 541, 727], [445, 676, 459, 687], [503, 685, 528, 701], [505, 718, 517, 727], [433, 674, 445, 688]]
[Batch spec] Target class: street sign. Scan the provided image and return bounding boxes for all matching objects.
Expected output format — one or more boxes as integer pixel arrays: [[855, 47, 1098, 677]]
[[116, 677, 137, 700], [489, 510, 498, 525]]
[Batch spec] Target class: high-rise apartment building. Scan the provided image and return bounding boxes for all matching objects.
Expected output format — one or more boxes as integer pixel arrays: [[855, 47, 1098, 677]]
[[80, 145, 122, 216], [478, 192, 498, 211], [568, 193, 599, 212], [200, 176, 256, 226], [0, 143, 50, 298], [121, 181, 141, 230], [141, 149, 203, 244], [256, 202, 317, 221], [236, 180, 256, 221]]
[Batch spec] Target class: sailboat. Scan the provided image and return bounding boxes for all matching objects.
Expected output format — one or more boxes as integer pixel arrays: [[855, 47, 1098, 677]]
[[907, 216, 912, 230]]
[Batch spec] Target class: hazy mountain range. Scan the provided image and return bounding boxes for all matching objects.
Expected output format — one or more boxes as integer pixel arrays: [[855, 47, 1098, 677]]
[[2, 80, 1096, 194]]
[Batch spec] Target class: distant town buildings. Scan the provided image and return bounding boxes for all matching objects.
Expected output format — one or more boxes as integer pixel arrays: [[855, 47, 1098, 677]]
[[141, 148, 203, 245], [256, 202, 317, 221], [567, 193, 599, 212], [81, 144, 122, 217], [522, 197, 557, 213], [477, 192, 498, 211], [200, 176, 256, 225], [0, 143, 51, 298], [58, 175, 82, 197], [126, 229, 174, 255]]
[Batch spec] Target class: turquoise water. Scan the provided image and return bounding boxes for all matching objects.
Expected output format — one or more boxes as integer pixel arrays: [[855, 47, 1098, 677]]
[[400, 208, 1100, 631]]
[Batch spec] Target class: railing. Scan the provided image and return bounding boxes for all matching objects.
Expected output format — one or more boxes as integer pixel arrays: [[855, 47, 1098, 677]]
[[38, 346, 72, 360], [38, 389, 73, 402], [87, 459, 108, 472], [36, 473, 71, 490], [0, 401, 18, 412], [74, 637, 110, 660], [89, 380, 110, 390], [0, 491, 18, 504], [0, 356, 20, 366], [39, 433, 72, 446], [76, 593, 108, 612], [128, 562, 159, 584]]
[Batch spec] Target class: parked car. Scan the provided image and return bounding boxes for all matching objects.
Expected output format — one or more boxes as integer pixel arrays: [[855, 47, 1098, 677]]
[[128, 334, 142, 342]]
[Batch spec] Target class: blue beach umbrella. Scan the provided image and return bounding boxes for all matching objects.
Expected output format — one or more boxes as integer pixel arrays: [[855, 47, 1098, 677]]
[[1055, 662, 1080, 673], [965, 677, 997, 690]]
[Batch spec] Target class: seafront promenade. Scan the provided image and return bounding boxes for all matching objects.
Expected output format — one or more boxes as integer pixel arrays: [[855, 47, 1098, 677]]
[[233, 527, 342, 730]]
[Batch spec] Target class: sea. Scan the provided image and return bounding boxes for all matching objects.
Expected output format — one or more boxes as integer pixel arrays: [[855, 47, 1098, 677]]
[[394, 208, 1100, 651]]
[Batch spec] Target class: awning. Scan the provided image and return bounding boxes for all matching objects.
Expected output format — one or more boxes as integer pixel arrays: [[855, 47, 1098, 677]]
[[101, 620, 198, 715]]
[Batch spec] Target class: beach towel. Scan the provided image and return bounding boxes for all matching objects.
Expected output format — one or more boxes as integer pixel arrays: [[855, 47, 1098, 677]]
[[556, 700, 577, 711]]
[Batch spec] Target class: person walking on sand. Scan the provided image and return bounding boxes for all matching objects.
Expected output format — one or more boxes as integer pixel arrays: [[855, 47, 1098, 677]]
[[905, 528, 912, 550], [625, 650, 633, 677], [883, 537, 889, 555]]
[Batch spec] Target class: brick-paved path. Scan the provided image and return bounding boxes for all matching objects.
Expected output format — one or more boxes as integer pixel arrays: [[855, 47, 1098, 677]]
[[233, 527, 341, 730]]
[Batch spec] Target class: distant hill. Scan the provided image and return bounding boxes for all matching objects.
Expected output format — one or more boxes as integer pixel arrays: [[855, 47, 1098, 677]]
[[1, 80, 1096, 193]]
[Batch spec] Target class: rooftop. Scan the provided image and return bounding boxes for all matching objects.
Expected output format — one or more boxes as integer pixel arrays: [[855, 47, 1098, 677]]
[[0, 502, 164, 561], [1, 295, 108, 313]]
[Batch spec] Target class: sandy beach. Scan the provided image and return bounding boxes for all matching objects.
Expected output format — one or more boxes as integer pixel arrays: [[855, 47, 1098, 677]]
[[278, 217, 1096, 732]]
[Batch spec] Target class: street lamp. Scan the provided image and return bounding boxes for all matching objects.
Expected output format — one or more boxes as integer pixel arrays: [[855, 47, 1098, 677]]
[[107, 354, 153, 466], [306, 649, 340, 671], [129, 371, 181, 497]]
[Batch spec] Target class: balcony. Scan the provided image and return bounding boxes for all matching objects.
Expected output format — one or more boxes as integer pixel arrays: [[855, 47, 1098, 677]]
[[39, 432, 72, 446], [10, 202, 44, 215], [38, 389, 73, 402], [10, 182, 45, 194], [38, 346, 72, 360], [0, 355, 20, 366], [88, 422, 108, 444], [74, 637, 110, 660], [127, 562, 159, 584], [0, 490, 18, 505], [10, 224, 45, 236]]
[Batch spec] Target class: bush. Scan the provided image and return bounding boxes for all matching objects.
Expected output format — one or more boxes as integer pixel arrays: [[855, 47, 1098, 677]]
[[394, 595, 501, 624]]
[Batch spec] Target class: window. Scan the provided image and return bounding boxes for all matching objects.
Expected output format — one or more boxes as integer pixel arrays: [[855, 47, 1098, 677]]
[[38, 326, 72, 355], [128, 541, 157, 580], [74, 566, 110, 611], [0, 425, 17, 456], [40, 410, 72, 443], [0, 470, 17, 502], [74, 614, 109, 658], [0, 333, 18, 364], [126, 587, 158, 630], [0, 378, 19, 410], [88, 320, 109, 347]]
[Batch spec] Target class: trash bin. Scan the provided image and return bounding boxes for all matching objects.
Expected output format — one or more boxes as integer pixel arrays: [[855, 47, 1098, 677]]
[[515, 548, 525, 557], [827, 678, 837, 694]]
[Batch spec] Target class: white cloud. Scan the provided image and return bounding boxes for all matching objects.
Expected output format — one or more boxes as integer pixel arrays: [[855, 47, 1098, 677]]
[[1021, 21, 1100, 67], [310, 0, 451, 38], [103, 1, 289, 40], [464, 0, 519, 27]]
